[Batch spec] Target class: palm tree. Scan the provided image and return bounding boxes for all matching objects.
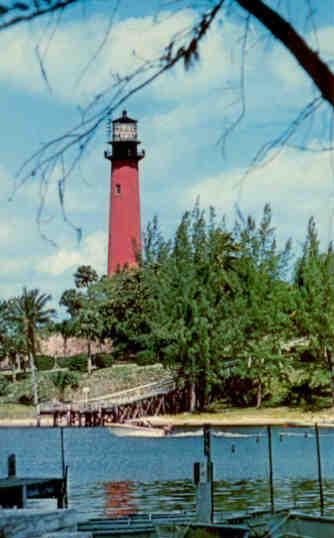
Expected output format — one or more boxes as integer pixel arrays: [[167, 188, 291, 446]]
[[50, 371, 79, 402], [9, 288, 55, 424], [55, 319, 75, 358], [74, 265, 98, 289], [0, 300, 27, 379]]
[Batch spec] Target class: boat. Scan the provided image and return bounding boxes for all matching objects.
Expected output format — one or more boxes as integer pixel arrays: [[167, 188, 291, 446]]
[[78, 511, 334, 538], [212, 432, 264, 439], [78, 512, 250, 538], [228, 511, 334, 538], [108, 425, 265, 439], [108, 423, 166, 437]]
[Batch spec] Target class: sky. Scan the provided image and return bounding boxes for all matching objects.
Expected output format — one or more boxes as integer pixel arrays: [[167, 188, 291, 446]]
[[0, 0, 333, 308]]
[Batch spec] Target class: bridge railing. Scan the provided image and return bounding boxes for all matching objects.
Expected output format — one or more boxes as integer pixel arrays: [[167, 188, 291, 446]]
[[86, 378, 176, 407], [40, 377, 176, 412]]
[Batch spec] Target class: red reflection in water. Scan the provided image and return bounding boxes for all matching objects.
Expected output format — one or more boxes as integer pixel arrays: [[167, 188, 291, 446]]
[[104, 481, 138, 518]]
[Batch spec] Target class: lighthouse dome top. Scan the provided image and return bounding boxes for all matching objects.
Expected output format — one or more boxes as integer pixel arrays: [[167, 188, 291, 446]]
[[113, 110, 137, 124]]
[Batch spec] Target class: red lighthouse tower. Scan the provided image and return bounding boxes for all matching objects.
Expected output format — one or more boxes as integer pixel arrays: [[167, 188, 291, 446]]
[[105, 111, 145, 274]]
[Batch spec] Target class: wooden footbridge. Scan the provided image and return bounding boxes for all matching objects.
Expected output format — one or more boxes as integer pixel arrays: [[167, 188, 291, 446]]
[[41, 377, 187, 427]]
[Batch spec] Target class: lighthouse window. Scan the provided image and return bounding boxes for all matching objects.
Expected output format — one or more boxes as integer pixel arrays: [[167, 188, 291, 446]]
[[115, 184, 121, 195]]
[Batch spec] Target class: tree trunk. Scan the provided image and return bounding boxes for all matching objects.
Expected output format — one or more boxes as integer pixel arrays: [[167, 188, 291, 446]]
[[29, 352, 40, 426], [256, 379, 262, 409], [87, 339, 92, 375], [11, 366, 16, 383], [189, 382, 197, 413]]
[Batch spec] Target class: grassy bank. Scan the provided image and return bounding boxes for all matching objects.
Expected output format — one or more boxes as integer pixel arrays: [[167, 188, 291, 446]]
[[0, 363, 168, 407]]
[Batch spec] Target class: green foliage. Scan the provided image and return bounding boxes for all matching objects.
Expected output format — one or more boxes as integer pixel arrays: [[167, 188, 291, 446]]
[[6, 202, 334, 414], [7, 288, 55, 354], [50, 370, 80, 401], [35, 355, 55, 371], [4, 372, 56, 405], [94, 353, 113, 369], [58, 354, 88, 372], [0, 375, 9, 396], [292, 218, 334, 404], [74, 265, 98, 288]]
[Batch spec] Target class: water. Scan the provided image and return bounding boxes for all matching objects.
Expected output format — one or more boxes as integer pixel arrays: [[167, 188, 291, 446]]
[[1, 426, 334, 520]]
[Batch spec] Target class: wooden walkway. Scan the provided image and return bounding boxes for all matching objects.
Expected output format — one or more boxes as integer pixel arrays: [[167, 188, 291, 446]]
[[40, 378, 187, 427], [0, 455, 68, 508]]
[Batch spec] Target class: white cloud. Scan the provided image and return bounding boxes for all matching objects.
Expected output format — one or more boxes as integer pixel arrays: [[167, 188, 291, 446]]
[[36, 230, 107, 276], [183, 146, 334, 246], [0, 9, 251, 107], [0, 10, 195, 103]]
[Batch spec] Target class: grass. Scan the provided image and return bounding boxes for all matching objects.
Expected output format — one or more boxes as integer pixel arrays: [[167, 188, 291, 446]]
[[0, 363, 169, 406], [0, 403, 34, 419], [67, 363, 167, 401]]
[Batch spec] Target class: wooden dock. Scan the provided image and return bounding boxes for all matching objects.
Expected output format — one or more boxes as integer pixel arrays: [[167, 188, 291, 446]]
[[0, 454, 68, 508], [40, 378, 187, 427], [0, 476, 67, 508]]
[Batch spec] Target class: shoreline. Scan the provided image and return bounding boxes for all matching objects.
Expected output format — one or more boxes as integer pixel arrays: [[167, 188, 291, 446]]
[[1, 406, 334, 428]]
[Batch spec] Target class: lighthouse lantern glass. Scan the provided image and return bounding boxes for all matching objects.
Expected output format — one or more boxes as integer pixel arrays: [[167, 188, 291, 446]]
[[113, 122, 137, 141]]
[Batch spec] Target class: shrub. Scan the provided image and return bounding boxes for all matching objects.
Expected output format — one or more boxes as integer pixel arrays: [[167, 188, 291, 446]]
[[35, 355, 55, 371], [0, 375, 9, 396], [135, 350, 156, 366], [58, 354, 88, 372], [94, 353, 113, 369], [18, 393, 33, 405]]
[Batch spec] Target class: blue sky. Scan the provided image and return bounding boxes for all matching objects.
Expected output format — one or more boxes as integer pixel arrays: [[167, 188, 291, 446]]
[[0, 0, 333, 307]]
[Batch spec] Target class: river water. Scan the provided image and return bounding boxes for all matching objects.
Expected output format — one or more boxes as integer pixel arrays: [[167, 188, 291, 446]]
[[1, 426, 334, 520]]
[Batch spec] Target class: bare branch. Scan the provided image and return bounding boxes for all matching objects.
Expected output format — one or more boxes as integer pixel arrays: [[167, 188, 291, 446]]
[[0, 0, 78, 32], [3, 0, 334, 239], [218, 13, 250, 155], [74, 0, 121, 87]]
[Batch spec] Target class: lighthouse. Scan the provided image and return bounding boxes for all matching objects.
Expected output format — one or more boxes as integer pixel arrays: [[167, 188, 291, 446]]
[[105, 110, 145, 274]]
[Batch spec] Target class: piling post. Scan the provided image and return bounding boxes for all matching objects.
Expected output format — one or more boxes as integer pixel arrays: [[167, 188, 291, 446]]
[[7, 454, 16, 478], [194, 424, 214, 523], [315, 423, 325, 515], [59, 427, 68, 509], [267, 426, 275, 514], [57, 465, 69, 509], [60, 427, 65, 477]]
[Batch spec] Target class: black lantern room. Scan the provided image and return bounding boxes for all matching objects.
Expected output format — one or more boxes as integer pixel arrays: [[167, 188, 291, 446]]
[[105, 110, 145, 162]]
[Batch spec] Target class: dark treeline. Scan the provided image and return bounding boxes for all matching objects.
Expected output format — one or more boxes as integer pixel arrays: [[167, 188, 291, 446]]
[[2, 203, 334, 412]]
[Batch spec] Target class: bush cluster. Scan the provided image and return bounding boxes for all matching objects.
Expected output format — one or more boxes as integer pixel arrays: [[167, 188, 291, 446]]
[[0, 375, 9, 396], [35, 355, 55, 371]]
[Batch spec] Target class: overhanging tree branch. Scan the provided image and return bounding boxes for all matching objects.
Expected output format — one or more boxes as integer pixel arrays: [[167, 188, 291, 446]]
[[235, 0, 334, 107], [2, 0, 334, 238], [0, 0, 78, 31]]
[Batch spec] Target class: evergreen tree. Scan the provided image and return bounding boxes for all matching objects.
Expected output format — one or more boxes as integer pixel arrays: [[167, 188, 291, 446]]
[[227, 205, 294, 407], [293, 218, 334, 404]]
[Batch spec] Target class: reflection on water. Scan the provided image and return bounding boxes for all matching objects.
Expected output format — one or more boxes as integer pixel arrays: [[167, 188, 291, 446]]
[[1, 426, 334, 519], [69, 477, 334, 520], [104, 481, 137, 517]]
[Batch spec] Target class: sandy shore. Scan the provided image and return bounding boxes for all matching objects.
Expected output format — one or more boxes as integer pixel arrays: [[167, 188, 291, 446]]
[[148, 407, 334, 428], [1, 407, 334, 428]]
